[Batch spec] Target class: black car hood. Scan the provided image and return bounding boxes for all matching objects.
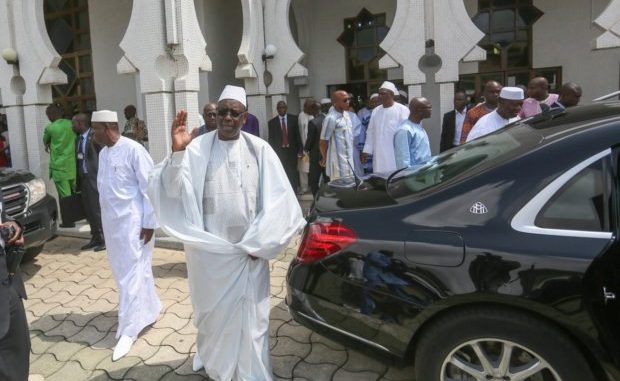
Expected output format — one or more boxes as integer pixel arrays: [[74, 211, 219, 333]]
[[0, 168, 35, 187], [314, 174, 397, 213]]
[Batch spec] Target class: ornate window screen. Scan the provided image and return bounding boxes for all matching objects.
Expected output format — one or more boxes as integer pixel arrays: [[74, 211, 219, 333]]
[[44, 0, 96, 115], [459, 0, 561, 102]]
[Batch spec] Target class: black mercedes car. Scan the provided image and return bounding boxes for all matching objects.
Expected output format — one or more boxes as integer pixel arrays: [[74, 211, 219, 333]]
[[286, 102, 620, 381], [1, 169, 58, 261]]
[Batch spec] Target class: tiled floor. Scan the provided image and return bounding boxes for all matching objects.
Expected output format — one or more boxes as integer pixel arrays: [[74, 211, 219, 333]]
[[23, 236, 415, 381]]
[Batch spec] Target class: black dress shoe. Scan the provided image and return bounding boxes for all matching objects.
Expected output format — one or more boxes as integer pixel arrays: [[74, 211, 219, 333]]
[[93, 244, 106, 252], [81, 241, 98, 250]]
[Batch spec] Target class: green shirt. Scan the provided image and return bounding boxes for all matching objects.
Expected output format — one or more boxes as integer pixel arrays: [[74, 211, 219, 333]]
[[43, 118, 76, 181]]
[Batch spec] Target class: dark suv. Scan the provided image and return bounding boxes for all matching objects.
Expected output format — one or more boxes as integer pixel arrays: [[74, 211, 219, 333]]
[[287, 102, 620, 381], [1, 168, 58, 261]]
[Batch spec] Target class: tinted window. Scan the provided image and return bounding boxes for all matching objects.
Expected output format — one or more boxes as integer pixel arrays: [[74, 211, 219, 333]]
[[536, 158, 611, 232], [388, 126, 539, 198]]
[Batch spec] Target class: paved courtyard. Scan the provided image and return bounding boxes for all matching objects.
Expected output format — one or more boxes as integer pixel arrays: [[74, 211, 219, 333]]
[[22, 236, 415, 381]]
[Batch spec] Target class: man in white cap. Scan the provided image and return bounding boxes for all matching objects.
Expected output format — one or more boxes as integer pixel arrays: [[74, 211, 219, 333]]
[[90, 109, 161, 361], [319, 97, 332, 114], [357, 93, 378, 126], [362, 81, 410, 173], [466, 87, 524, 142], [148, 85, 305, 380]]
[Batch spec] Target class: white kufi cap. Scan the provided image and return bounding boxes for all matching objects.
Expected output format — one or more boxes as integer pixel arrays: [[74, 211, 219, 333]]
[[379, 81, 398, 95], [218, 85, 247, 107], [499, 87, 525, 100], [369, 93, 379, 100], [320, 98, 331, 105], [91, 110, 118, 123]]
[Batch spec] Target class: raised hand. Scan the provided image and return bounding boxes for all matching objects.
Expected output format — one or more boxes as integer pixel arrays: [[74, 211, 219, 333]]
[[171, 110, 192, 152]]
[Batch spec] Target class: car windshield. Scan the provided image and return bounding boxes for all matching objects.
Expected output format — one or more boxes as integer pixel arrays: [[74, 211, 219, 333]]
[[387, 124, 542, 199]]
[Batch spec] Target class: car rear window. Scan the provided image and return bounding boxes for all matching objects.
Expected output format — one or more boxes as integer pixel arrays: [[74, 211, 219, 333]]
[[388, 125, 541, 199]]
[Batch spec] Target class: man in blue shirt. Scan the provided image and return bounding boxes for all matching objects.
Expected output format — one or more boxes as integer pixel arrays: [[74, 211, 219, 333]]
[[393, 97, 432, 170]]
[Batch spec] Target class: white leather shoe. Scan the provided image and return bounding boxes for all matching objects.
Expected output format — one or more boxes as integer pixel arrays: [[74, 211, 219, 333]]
[[112, 335, 135, 361], [192, 352, 204, 372]]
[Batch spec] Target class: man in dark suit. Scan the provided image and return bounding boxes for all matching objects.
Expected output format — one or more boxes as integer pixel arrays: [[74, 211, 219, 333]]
[[268, 101, 302, 191], [304, 100, 327, 196], [72, 113, 105, 251], [0, 197, 28, 381], [440, 90, 469, 152]]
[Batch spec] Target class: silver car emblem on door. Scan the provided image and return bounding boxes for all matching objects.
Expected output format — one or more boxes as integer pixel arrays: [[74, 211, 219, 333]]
[[470, 202, 488, 215]]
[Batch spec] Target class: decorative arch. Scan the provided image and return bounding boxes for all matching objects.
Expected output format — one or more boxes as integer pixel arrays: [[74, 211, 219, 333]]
[[379, 0, 485, 85], [594, 0, 620, 49]]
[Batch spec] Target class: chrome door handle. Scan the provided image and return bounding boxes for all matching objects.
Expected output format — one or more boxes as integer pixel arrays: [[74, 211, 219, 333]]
[[603, 287, 616, 305]]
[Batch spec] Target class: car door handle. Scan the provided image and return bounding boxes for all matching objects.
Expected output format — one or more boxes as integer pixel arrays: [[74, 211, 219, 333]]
[[603, 287, 616, 305]]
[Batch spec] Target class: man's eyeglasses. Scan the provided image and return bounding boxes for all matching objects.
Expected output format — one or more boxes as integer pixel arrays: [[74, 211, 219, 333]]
[[217, 108, 245, 119], [205, 112, 217, 118]]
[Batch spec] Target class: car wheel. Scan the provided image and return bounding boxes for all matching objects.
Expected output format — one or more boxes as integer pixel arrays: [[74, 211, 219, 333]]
[[21, 245, 44, 263], [414, 308, 595, 381]]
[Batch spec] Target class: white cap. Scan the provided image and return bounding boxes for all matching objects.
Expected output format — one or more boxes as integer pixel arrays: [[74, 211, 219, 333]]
[[379, 81, 398, 95], [369, 93, 379, 100], [320, 98, 331, 105], [500, 87, 525, 100], [91, 110, 118, 123], [218, 85, 247, 107]]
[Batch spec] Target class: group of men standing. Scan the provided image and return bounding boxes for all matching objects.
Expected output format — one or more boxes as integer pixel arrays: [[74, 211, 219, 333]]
[[269, 75, 583, 200], [261, 79, 435, 200], [299, 80, 434, 192], [440, 78, 582, 152], [3, 73, 586, 380], [5, 85, 305, 381]]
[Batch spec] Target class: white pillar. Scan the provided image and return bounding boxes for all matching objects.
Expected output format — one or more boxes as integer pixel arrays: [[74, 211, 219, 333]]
[[247, 95, 268, 140], [23, 105, 52, 179], [380, 0, 486, 152], [118, 0, 211, 163], [144, 92, 175, 163], [0, 0, 67, 181], [594, 0, 620, 49], [4, 105, 27, 169]]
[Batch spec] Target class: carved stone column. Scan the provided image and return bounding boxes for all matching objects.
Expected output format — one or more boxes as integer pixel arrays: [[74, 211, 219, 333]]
[[379, 0, 485, 153], [0, 0, 67, 180], [236, 0, 268, 137], [594, 0, 620, 49], [118, 0, 211, 163]]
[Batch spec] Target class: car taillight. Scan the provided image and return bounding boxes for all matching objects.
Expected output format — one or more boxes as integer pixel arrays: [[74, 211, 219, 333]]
[[296, 221, 357, 264]]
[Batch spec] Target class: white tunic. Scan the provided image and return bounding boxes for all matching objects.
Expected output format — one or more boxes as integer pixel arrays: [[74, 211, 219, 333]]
[[297, 112, 313, 147], [203, 138, 259, 243], [149, 132, 305, 381], [98, 137, 161, 339], [297, 112, 313, 174], [362, 103, 410, 173], [466, 110, 520, 142]]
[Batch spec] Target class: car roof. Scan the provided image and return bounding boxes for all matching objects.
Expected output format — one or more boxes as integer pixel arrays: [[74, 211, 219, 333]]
[[387, 102, 620, 201], [519, 101, 620, 140]]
